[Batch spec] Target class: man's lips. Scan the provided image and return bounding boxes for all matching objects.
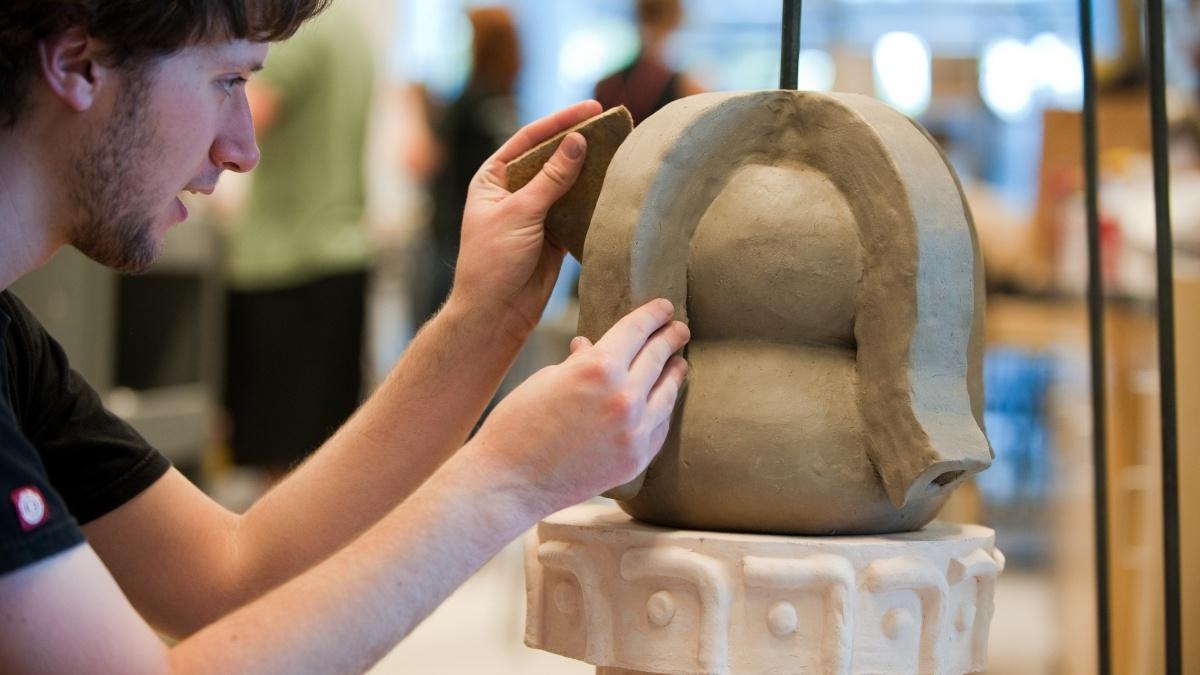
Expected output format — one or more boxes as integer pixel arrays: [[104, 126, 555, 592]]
[[172, 195, 188, 224], [172, 182, 216, 224]]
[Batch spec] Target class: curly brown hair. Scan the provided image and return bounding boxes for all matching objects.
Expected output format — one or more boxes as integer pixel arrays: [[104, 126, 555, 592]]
[[0, 0, 330, 128]]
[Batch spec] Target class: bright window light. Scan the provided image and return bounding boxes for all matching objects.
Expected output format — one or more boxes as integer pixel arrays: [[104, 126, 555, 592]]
[[558, 22, 638, 86], [872, 32, 931, 116], [797, 49, 836, 92], [1029, 32, 1083, 108], [391, 0, 471, 98], [559, 32, 609, 83], [980, 38, 1035, 121]]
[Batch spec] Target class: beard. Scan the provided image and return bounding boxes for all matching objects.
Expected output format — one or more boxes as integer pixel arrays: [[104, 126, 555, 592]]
[[69, 67, 164, 274]]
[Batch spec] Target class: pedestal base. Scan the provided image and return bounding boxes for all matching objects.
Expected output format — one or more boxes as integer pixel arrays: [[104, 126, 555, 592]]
[[525, 504, 1003, 675]]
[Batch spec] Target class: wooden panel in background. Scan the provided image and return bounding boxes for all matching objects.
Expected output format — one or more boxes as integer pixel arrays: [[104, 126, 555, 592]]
[[1175, 276, 1199, 675]]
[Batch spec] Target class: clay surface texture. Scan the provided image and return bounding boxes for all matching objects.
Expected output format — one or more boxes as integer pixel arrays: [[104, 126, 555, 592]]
[[576, 91, 993, 534], [506, 106, 633, 260], [526, 504, 1004, 675]]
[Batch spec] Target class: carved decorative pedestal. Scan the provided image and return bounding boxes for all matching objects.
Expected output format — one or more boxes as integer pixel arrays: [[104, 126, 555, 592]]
[[524, 504, 1004, 675]]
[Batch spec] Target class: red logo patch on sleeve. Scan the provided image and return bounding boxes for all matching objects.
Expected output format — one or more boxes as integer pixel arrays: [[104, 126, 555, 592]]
[[11, 486, 48, 531]]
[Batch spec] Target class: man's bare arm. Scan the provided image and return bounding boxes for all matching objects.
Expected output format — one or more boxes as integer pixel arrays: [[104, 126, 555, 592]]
[[10, 298, 690, 673], [4, 444, 569, 674], [84, 101, 606, 635]]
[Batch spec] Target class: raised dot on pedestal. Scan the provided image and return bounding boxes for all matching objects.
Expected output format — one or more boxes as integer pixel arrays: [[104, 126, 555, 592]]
[[554, 581, 578, 615], [645, 590, 676, 627], [766, 601, 799, 637], [956, 603, 976, 632], [881, 608, 914, 641]]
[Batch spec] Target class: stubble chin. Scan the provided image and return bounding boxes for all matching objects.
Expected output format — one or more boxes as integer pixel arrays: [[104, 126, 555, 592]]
[[70, 215, 162, 273]]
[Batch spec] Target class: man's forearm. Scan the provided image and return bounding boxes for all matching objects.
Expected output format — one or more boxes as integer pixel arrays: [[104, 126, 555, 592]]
[[9, 298, 686, 674], [141, 101, 597, 631], [171, 444, 540, 674], [230, 295, 535, 604]]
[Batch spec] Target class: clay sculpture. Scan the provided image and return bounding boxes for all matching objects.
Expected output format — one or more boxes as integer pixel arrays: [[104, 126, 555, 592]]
[[513, 91, 993, 535]]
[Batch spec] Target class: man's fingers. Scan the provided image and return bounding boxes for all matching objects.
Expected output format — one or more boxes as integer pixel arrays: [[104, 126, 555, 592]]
[[594, 299, 675, 366], [647, 414, 672, 456], [569, 335, 593, 356], [516, 133, 587, 209], [492, 100, 602, 164], [646, 354, 688, 419], [629, 320, 690, 390]]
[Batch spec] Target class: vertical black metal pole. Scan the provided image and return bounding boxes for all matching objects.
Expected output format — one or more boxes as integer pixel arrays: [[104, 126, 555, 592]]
[[1145, 0, 1182, 671], [780, 0, 801, 90], [1079, 2, 1112, 673]]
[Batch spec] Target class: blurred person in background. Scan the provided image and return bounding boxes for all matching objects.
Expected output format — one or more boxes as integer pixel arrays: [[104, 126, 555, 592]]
[[594, 0, 705, 126], [222, 3, 375, 478], [416, 7, 522, 326]]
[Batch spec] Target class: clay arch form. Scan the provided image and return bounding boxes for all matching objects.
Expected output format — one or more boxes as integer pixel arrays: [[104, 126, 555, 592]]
[[579, 90, 991, 527]]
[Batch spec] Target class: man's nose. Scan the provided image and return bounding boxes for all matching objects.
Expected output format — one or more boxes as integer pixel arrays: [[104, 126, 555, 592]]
[[211, 100, 260, 173]]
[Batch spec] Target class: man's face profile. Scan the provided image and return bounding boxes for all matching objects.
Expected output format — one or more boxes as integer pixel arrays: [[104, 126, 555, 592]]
[[66, 40, 265, 273]]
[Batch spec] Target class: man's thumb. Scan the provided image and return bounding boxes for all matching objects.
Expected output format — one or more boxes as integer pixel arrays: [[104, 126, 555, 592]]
[[522, 132, 586, 207]]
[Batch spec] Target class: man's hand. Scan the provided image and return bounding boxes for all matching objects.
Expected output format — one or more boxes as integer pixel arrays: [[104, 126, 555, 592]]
[[450, 100, 603, 335], [469, 298, 691, 516], [80, 103, 608, 644]]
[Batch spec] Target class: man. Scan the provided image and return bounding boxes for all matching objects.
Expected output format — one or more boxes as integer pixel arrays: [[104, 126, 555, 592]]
[[0, 2, 690, 672]]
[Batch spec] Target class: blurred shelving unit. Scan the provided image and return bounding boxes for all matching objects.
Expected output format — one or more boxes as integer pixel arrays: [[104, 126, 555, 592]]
[[981, 279, 1198, 675]]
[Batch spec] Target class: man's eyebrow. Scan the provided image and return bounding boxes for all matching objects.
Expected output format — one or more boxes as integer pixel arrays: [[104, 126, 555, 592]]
[[223, 60, 265, 73]]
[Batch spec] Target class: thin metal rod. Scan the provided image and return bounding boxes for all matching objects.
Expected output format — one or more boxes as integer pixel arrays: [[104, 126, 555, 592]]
[[780, 0, 801, 90], [1079, 1, 1112, 673], [1145, 0, 1182, 671]]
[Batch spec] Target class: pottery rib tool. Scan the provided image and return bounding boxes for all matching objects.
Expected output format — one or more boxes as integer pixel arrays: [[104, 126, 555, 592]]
[[505, 106, 633, 261]]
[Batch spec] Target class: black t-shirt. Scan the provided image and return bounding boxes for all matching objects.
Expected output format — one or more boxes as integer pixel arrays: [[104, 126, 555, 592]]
[[0, 290, 170, 575]]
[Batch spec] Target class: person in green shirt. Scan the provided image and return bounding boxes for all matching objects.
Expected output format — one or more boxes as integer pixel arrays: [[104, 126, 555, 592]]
[[223, 4, 375, 474]]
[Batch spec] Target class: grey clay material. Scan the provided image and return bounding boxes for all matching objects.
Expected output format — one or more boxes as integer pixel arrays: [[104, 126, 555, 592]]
[[575, 91, 993, 535]]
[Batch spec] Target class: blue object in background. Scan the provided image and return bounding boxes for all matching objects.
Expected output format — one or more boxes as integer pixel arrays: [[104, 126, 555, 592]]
[[979, 347, 1056, 506], [978, 346, 1058, 566]]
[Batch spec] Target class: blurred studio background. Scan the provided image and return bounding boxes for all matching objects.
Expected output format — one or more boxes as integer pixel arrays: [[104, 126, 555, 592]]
[[12, 0, 1200, 672]]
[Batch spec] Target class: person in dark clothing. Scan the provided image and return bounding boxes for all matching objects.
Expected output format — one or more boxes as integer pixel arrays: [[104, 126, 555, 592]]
[[419, 7, 522, 324], [594, 0, 705, 125]]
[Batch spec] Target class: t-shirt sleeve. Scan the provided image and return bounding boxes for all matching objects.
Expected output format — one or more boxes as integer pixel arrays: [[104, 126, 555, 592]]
[[4, 294, 170, 527], [0, 400, 85, 576]]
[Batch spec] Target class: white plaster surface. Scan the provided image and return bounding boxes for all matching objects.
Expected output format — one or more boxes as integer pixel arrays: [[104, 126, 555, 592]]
[[524, 503, 1004, 675], [361, 518, 1049, 675]]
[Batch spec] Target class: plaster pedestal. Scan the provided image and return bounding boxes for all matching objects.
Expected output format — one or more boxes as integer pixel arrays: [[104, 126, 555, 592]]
[[524, 504, 1004, 675]]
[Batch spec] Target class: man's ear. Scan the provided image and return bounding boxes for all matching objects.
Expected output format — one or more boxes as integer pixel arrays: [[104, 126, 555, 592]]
[[37, 26, 113, 113]]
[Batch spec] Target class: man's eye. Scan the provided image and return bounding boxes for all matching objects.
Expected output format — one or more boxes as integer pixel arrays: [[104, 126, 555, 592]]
[[220, 76, 248, 95]]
